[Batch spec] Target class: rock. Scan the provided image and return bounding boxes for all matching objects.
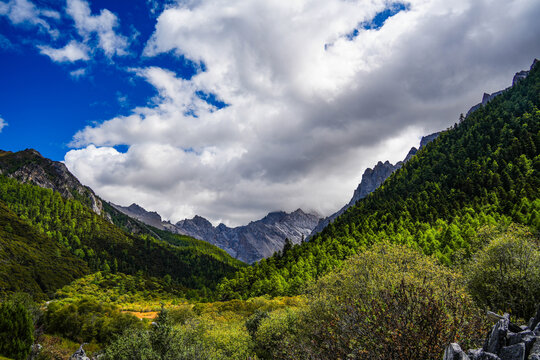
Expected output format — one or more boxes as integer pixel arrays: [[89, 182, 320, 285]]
[[308, 160, 402, 238], [522, 336, 537, 357], [508, 332, 521, 346], [114, 201, 321, 264], [445, 343, 471, 360], [174, 208, 321, 264], [467, 349, 501, 360], [529, 337, 540, 360], [419, 132, 441, 149], [446, 303, 540, 360], [513, 70, 529, 86], [534, 324, 540, 337], [309, 132, 440, 239], [111, 203, 165, 229], [487, 311, 522, 333], [485, 317, 510, 355], [530, 306, 540, 332], [508, 331, 535, 346], [499, 343, 525, 360], [0, 149, 104, 215], [29, 344, 43, 360], [466, 59, 537, 117], [70, 344, 90, 360]]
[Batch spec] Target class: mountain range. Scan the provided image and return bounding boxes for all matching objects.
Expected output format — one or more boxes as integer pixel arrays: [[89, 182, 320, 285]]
[[112, 203, 320, 264], [111, 130, 440, 264]]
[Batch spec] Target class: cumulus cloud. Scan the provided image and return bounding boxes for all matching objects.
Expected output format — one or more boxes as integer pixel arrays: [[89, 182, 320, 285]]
[[0, 117, 7, 133], [38, 40, 89, 63], [66, 0, 129, 57], [66, 0, 540, 226], [0, 0, 60, 36]]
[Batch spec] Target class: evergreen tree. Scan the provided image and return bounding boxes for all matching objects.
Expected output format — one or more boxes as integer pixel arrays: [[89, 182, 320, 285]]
[[0, 300, 34, 360]]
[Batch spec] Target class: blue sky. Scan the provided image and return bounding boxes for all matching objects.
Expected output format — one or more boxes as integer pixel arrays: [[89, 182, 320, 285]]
[[1, 0, 539, 225], [0, 0, 405, 161], [0, 0, 199, 160]]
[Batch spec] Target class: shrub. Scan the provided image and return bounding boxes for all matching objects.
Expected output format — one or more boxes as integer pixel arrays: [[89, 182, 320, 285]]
[[465, 224, 540, 318], [44, 298, 142, 344], [253, 308, 300, 359], [0, 299, 34, 360], [245, 310, 269, 338], [104, 309, 218, 360], [102, 328, 159, 360], [269, 243, 486, 360]]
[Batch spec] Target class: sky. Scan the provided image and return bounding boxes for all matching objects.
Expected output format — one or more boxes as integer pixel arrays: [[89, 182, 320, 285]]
[[1, 0, 539, 227]]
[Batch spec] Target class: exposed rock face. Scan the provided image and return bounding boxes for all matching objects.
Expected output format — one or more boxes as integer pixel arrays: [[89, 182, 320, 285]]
[[466, 59, 538, 117], [0, 149, 103, 215], [176, 209, 320, 264], [113, 204, 320, 264], [309, 160, 402, 236], [444, 343, 471, 360], [419, 132, 440, 149], [446, 306, 540, 360], [111, 203, 167, 230], [308, 132, 440, 238]]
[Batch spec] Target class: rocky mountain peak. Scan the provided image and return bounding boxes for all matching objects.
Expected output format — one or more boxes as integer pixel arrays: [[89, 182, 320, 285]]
[[111, 202, 164, 228], [0, 148, 103, 215], [420, 132, 440, 149], [261, 211, 287, 224], [113, 202, 320, 263], [309, 131, 440, 238], [467, 59, 538, 117], [404, 147, 418, 162]]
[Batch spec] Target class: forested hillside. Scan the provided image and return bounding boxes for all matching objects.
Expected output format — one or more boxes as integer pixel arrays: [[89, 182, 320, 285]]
[[217, 61, 540, 300], [0, 174, 245, 297], [0, 201, 89, 299]]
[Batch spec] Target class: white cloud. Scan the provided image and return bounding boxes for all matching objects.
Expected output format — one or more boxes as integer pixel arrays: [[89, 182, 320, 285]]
[[0, 0, 60, 35], [66, 0, 540, 226], [70, 67, 87, 79], [66, 0, 129, 57], [0, 117, 7, 133], [38, 40, 89, 63]]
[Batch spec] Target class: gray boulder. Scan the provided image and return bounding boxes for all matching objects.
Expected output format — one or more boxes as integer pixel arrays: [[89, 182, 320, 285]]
[[522, 336, 537, 358], [499, 343, 525, 360], [70, 345, 91, 360], [467, 349, 501, 360], [485, 316, 510, 355], [530, 306, 540, 333], [445, 343, 470, 360], [534, 323, 540, 336], [529, 337, 540, 360]]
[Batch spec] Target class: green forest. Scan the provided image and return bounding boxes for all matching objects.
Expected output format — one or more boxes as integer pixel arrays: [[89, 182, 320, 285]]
[[0, 62, 539, 359]]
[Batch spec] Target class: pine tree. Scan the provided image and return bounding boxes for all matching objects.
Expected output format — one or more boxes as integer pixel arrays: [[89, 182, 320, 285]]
[[0, 300, 34, 360]]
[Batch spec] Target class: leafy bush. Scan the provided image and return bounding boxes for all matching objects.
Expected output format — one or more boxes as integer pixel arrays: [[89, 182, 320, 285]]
[[102, 328, 159, 360], [245, 310, 269, 338], [258, 244, 486, 360], [253, 308, 301, 359], [465, 224, 540, 318], [0, 298, 34, 360], [44, 298, 142, 344], [104, 309, 216, 360]]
